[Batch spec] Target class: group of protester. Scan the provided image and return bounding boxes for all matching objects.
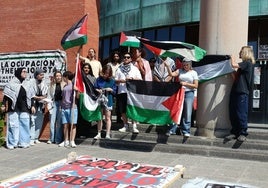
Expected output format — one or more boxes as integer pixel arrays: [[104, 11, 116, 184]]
[[2, 45, 255, 149]]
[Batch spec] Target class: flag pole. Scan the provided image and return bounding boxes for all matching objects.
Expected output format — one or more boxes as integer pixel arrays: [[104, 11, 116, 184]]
[[70, 45, 83, 142]]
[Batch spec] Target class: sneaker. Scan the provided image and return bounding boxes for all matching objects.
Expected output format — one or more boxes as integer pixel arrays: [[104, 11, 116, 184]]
[[35, 140, 41, 144], [237, 135, 247, 142], [70, 141, 77, 148], [94, 134, 101, 140], [59, 141, 69, 147], [30, 141, 35, 146], [184, 133, 190, 138], [47, 140, 52, 144], [119, 127, 128, 133], [58, 142, 65, 147], [7, 146, 14, 150], [105, 135, 111, 139], [225, 134, 237, 140], [133, 127, 139, 133]]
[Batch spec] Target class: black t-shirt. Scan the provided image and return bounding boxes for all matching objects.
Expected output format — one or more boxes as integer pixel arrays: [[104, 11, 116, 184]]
[[232, 61, 253, 95], [54, 83, 62, 101], [15, 86, 30, 113]]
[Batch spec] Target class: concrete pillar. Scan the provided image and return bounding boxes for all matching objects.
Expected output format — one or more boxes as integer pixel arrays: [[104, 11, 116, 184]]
[[197, 0, 249, 138]]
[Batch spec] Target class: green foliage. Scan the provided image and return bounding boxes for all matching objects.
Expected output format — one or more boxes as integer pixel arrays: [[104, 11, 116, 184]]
[[0, 102, 5, 146]]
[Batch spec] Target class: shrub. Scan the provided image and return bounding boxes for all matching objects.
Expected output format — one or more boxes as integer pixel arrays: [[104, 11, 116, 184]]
[[0, 102, 5, 146]]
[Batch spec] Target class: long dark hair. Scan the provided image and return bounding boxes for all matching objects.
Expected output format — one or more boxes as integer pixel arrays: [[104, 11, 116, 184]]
[[82, 63, 94, 77]]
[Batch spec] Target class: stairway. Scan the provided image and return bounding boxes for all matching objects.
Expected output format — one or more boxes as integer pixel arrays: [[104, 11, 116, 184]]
[[76, 120, 268, 162]]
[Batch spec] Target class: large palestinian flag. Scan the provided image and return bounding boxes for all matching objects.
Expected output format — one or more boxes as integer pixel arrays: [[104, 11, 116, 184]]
[[61, 14, 88, 50], [192, 55, 234, 83], [138, 37, 206, 62], [126, 80, 185, 125], [75, 61, 102, 122]]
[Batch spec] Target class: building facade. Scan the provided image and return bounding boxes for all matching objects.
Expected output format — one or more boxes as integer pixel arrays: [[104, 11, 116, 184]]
[[0, 0, 100, 139], [99, 0, 268, 124]]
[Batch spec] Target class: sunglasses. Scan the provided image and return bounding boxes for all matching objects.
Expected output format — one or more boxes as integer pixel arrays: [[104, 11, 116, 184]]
[[124, 56, 131, 59]]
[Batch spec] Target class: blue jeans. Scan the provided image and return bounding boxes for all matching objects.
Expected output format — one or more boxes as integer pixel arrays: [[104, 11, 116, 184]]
[[6, 112, 30, 148], [30, 110, 44, 142], [229, 92, 249, 136], [181, 91, 194, 135], [167, 123, 178, 134], [49, 101, 63, 143]]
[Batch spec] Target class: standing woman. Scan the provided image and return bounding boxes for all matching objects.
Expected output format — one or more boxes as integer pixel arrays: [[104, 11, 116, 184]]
[[2, 68, 34, 149], [230, 46, 255, 142], [164, 58, 198, 138], [47, 71, 65, 144], [58, 71, 78, 147], [93, 65, 117, 139]]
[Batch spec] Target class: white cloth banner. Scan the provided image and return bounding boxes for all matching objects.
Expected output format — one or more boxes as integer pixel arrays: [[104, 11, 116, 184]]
[[0, 49, 66, 88]]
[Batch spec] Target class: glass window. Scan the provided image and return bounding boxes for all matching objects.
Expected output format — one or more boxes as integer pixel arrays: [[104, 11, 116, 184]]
[[142, 30, 156, 59], [144, 30, 155, 40], [102, 38, 110, 60], [248, 41, 258, 59], [157, 28, 169, 41], [171, 26, 185, 41], [111, 36, 119, 51]]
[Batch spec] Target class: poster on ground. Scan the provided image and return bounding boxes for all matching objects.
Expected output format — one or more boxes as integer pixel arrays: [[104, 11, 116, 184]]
[[0, 155, 184, 188]]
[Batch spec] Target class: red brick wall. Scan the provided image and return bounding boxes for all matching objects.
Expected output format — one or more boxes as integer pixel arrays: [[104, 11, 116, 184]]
[[0, 0, 100, 140]]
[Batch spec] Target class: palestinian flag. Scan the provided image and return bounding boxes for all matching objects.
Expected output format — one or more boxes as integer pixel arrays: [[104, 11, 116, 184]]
[[126, 80, 185, 125], [138, 37, 206, 62], [192, 55, 234, 83], [61, 14, 88, 50], [75, 60, 102, 122], [120, 32, 140, 48]]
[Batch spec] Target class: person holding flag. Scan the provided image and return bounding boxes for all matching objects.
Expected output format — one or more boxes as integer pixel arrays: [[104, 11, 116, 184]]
[[79, 48, 102, 78], [60, 14, 90, 145], [229, 46, 255, 142], [164, 58, 199, 138], [115, 52, 142, 133], [58, 71, 78, 148]]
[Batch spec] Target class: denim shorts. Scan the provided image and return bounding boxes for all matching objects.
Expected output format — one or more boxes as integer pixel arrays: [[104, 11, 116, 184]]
[[61, 108, 78, 124]]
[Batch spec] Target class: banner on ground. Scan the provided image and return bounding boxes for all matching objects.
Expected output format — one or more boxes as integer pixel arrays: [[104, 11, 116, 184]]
[[0, 50, 66, 88], [127, 80, 184, 125], [0, 155, 184, 188]]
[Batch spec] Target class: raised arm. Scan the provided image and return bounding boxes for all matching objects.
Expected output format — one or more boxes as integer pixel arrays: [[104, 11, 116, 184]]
[[164, 61, 179, 77], [231, 55, 240, 69]]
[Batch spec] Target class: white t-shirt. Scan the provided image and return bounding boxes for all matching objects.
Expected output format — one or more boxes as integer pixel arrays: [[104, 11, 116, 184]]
[[107, 62, 121, 77], [115, 63, 142, 94], [179, 69, 198, 92]]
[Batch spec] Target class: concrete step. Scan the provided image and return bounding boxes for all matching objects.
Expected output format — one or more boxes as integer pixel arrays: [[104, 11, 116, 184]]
[[76, 121, 268, 162], [76, 136, 268, 162]]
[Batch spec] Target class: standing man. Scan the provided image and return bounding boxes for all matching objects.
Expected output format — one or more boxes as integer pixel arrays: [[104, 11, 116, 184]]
[[154, 56, 177, 135], [30, 69, 48, 145], [115, 52, 142, 133], [80, 48, 102, 78]]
